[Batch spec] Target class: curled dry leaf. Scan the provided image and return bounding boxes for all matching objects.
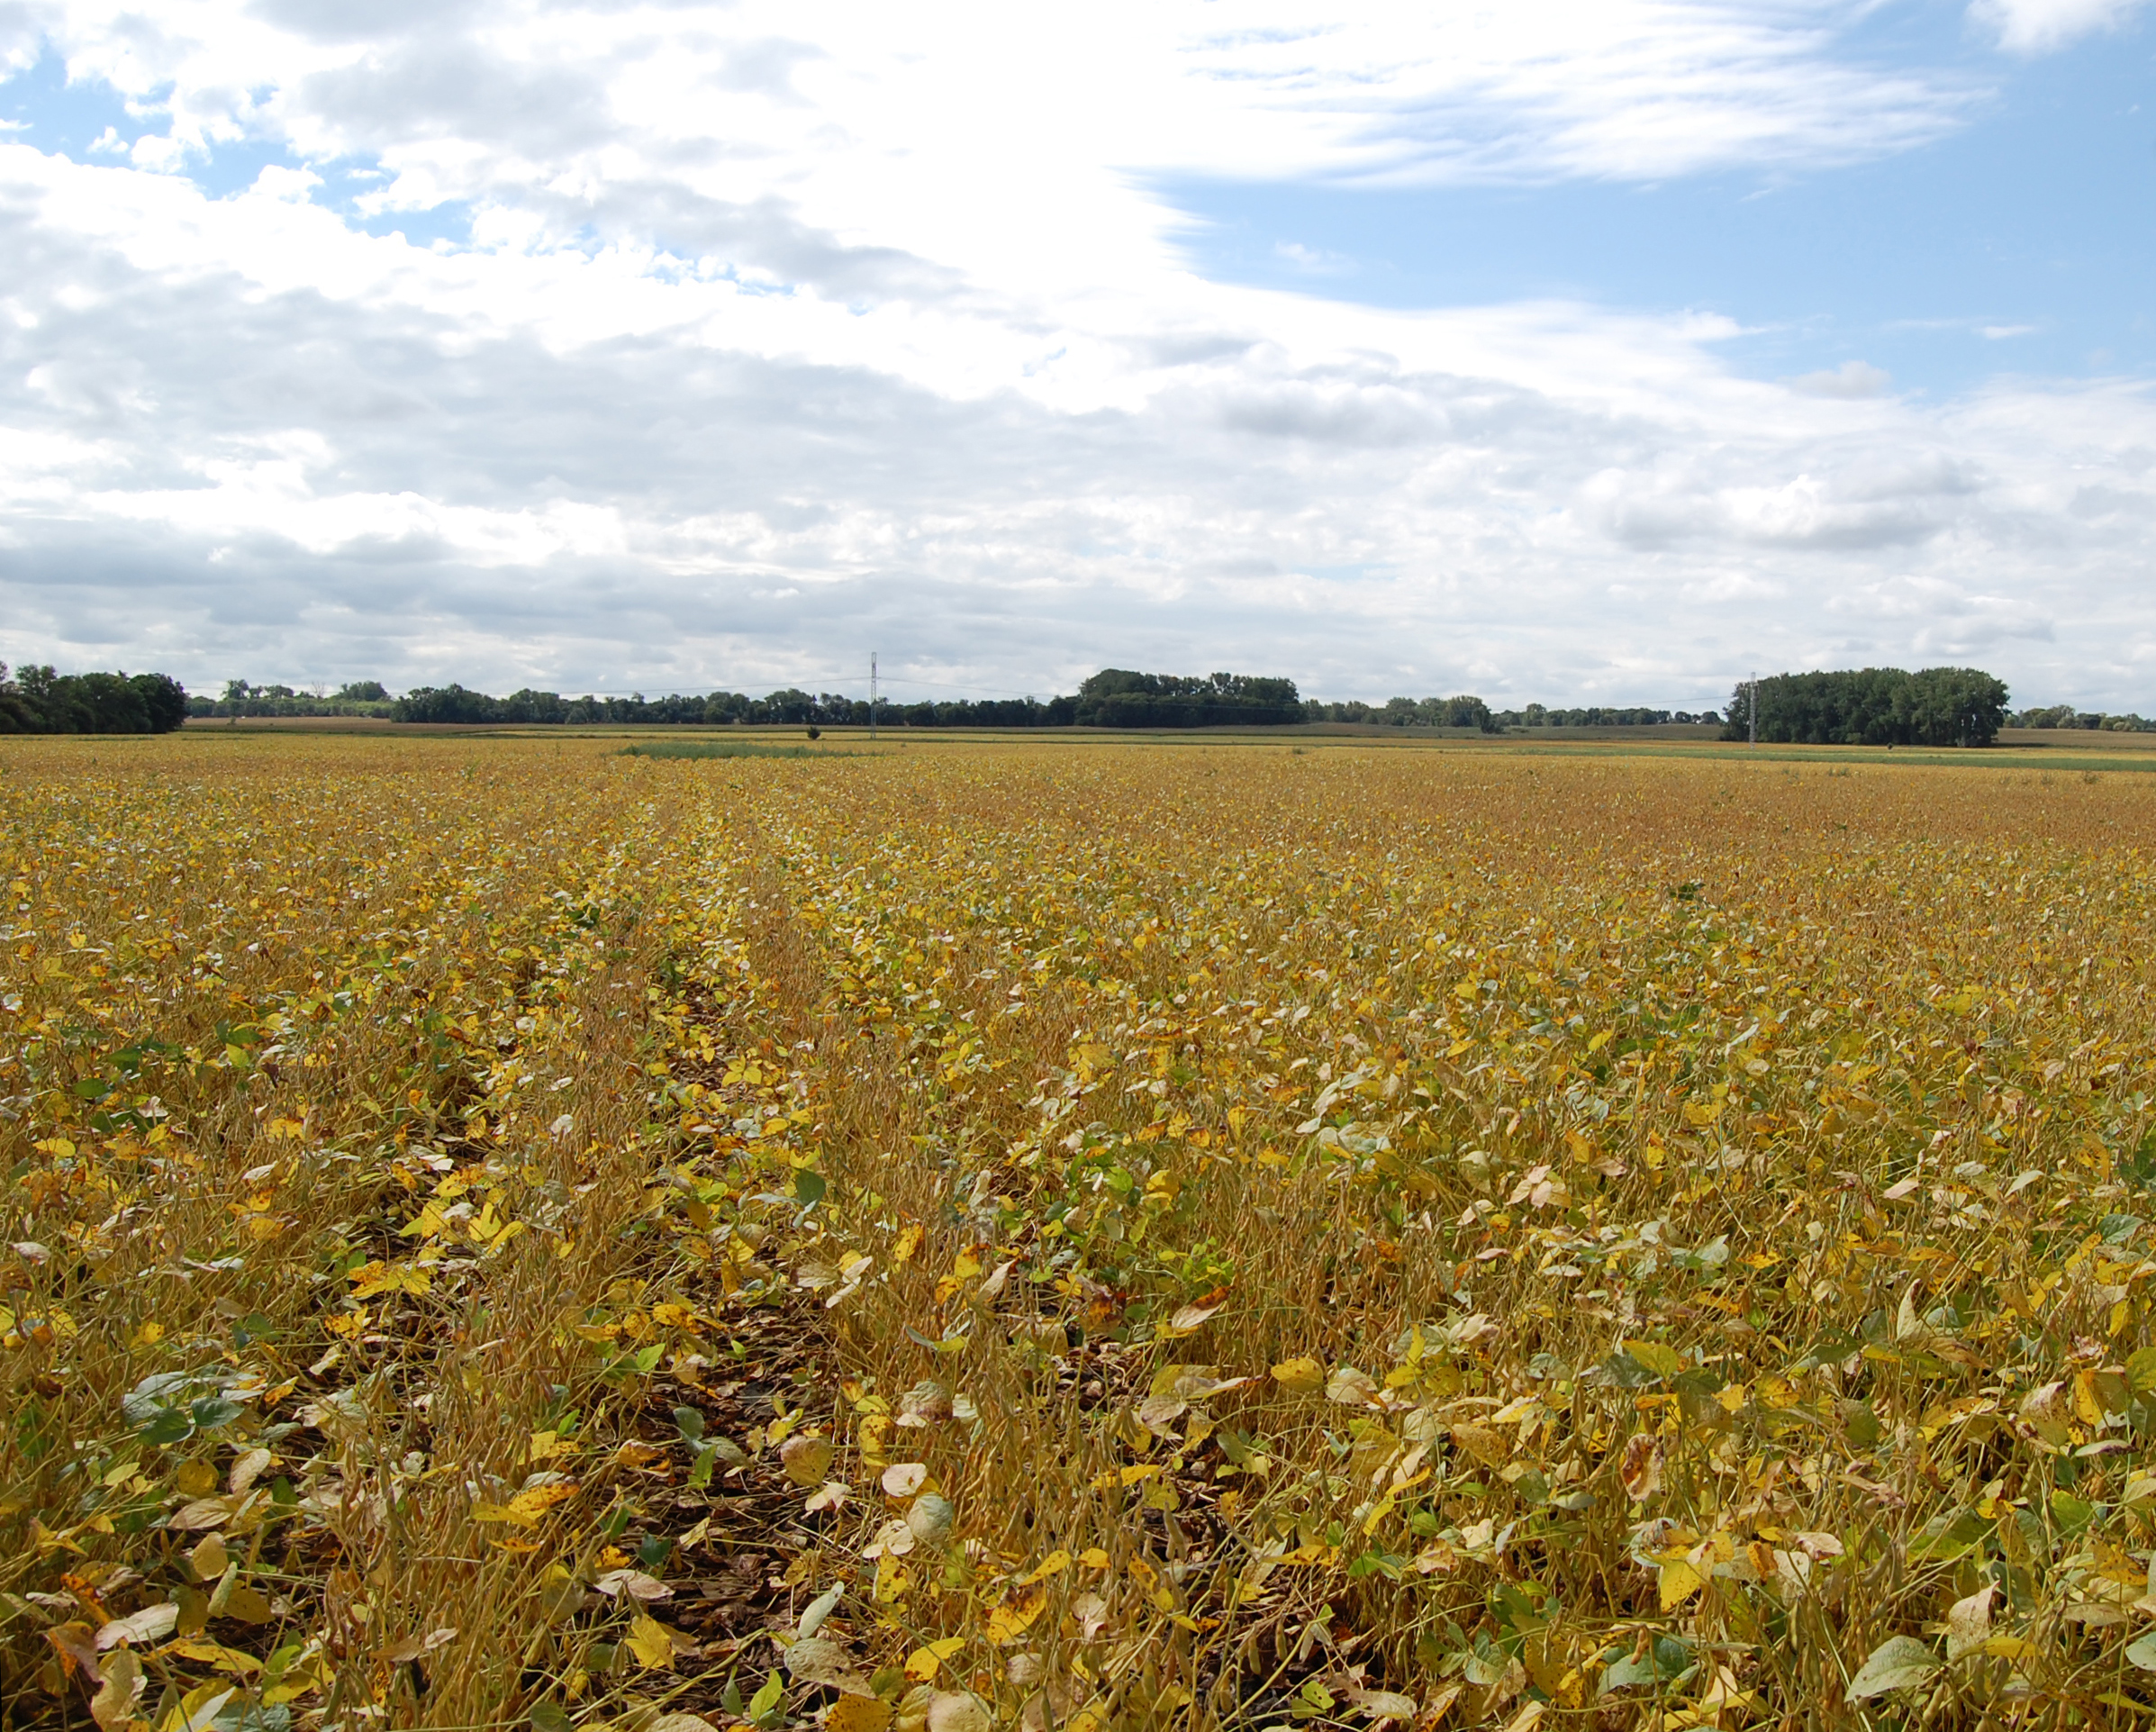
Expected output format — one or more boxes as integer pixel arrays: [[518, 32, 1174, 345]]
[[383, 1627, 457, 1664], [45, 1620, 101, 1673], [593, 1569, 673, 1601], [89, 1649, 142, 1732], [798, 1584, 844, 1639], [882, 1462, 929, 1498], [168, 1497, 232, 1532], [228, 1447, 274, 1496], [784, 1634, 874, 1696], [1618, 1434, 1662, 1503], [95, 1604, 177, 1649], [1166, 1368, 1248, 1400]]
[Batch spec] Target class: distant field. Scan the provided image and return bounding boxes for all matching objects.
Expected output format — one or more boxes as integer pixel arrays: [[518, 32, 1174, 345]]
[[5, 734, 2154, 1728], [1997, 727, 2156, 753], [181, 712, 2156, 765]]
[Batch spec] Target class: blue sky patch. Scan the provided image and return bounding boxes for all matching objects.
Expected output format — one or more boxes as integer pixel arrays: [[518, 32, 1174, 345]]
[[1160, 16, 2156, 398], [0, 43, 154, 159], [0, 43, 473, 249]]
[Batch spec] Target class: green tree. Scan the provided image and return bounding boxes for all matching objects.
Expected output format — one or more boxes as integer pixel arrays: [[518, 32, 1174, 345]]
[[1723, 667, 2007, 747], [1075, 670, 1302, 728]]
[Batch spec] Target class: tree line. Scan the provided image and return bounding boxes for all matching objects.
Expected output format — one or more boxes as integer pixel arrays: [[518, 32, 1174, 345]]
[[197, 669, 1716, 730], [2013, 704, 2156, 733], [5, 658, 2061, 747], [0, 663, 188, 734], [1722, 667, 2008, 748], [1302, 697, 1721, 730]]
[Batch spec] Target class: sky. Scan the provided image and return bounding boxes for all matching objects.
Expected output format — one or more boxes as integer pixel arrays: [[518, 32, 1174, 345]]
[[0, 0, 2152, 711]]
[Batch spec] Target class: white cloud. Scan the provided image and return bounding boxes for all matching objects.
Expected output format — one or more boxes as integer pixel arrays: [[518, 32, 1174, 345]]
[[1971, 0, 2152, 54], [1788, 360, 1890, 398], [1273, 240, 1353, 275], [249, 164, 322, 203], [0, 3, 2150, 708]]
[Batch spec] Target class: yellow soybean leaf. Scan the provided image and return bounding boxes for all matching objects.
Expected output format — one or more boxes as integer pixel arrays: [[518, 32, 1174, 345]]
[[167, 1639, 262, 1675], [829, 1699, 894, 1732], [1658, 1560, 1705, 1611], [986, 1585, 1048, 1644], [1272, 1356, 1324, 1393], [91, 1650, 140, 1732], [891, 1224, 923, 1267], [349, 1262, 430, 1300], [1019, 1549, 1072, 1586], [904, 1637, 965, 1681], [161, 1682, 236, 1732], [626, 1611, 677, 1670], [2126, 1346, 2156, 1394], [471, 1483, 579, 1526], [2072, 1371, 2105, 1427]]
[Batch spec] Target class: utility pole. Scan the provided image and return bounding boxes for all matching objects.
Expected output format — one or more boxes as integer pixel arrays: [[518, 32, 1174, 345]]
[[870, 652, 878, 740], [1749, 671, 1758, 747]]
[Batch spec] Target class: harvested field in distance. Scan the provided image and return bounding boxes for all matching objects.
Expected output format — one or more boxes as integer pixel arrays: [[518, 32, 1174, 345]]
[[4, 734, 2155, 1730]]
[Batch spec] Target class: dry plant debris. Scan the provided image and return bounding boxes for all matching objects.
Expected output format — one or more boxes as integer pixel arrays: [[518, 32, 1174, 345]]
[[2, 733, 2154, 1732]]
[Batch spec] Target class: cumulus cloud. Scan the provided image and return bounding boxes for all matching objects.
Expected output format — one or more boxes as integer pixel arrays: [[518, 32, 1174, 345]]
[[0, 2, 2150, 708]]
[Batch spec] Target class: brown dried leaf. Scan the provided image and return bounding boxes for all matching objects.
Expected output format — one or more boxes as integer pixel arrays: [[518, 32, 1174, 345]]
[[1619, 1434, 1662, 1502]]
